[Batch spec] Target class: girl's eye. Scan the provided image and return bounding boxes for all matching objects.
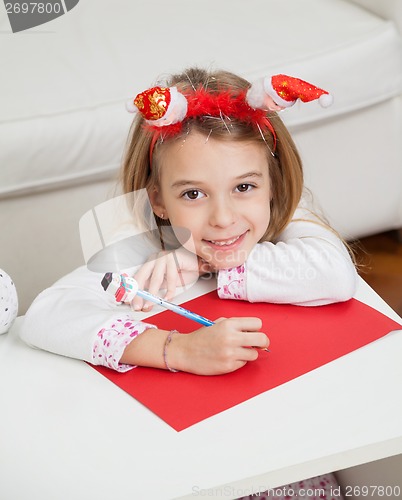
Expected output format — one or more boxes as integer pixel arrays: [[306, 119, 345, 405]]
[[183, 190, 205, 200], [236, 183, 253, 193]]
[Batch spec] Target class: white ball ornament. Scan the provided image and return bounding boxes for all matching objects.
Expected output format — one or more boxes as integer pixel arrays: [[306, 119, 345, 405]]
[[318, 93, 334, 108], [0, 269, 19, 334]]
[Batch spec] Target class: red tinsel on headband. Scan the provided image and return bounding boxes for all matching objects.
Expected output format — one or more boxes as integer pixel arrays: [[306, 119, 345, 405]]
[[187, 88, 266, 122], [188, 88, 276, 145], [148, 88, 276, 139]]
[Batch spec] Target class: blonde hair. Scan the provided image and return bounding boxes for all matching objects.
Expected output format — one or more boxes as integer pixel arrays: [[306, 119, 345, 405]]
[[120, 67, 304, 242]]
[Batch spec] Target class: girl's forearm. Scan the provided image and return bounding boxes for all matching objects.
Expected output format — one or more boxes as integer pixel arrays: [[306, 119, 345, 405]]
[[120, 328, 173, 369]]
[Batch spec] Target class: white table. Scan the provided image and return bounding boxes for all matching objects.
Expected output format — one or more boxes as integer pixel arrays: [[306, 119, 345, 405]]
[[1, 278, 401, 500]]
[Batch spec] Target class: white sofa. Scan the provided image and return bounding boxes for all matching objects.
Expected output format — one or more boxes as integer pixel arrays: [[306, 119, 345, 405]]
[[1, 0, 402, 492]]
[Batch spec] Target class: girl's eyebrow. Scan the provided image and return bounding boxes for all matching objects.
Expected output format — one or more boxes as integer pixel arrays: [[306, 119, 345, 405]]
[[170, 179, 204, 189], [236, 171, 264, 180], [170, 171, 263, 189]]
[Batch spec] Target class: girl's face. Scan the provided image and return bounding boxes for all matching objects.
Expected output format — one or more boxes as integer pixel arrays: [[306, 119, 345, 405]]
[[150, 131, 271, 270]]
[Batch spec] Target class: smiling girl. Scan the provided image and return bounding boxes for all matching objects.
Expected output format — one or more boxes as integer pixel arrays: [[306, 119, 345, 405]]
[[21, 66, 357, 376]]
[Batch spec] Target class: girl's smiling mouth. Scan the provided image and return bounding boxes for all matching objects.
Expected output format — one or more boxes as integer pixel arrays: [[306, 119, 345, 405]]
[[203, 231, 248, 249]]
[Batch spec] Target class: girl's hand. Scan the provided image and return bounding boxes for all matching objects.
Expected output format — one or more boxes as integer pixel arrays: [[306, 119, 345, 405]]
[[168, 317, 269, 375], [130, 248, 211, 311]]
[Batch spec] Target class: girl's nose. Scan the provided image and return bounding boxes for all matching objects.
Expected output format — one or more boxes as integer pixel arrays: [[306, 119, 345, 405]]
[[209, 199, 237, 228]]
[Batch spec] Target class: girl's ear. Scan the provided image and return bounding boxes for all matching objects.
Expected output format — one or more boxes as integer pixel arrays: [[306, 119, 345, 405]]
[[148, 187, 167, 219]]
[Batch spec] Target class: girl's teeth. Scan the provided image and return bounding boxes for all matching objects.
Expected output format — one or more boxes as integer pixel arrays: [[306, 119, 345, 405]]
[[209, 236, 240, 246]]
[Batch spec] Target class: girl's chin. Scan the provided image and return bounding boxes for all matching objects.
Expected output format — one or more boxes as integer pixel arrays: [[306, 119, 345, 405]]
[[200, 252, 248, 271]]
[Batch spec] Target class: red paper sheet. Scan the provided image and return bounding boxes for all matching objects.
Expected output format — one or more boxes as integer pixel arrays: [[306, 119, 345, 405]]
[[93, 292, 401, 431]]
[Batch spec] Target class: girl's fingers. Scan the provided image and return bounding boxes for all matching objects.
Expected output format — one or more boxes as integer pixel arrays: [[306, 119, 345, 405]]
[[238, 346, 260, 362], [132, 260, 153, 288], [130, 252, 176, 311], [130, 299, 141, 312], [234, 318, 269, 351], [232, 333, 269, 364], [240, 331, 270, 350], [228, 316, 263, 332], [131, 259, 156, 310], [165, 253, 181, 302], [130, 250, 199, 311], [144, 253, 182, 307], [143, 253, 173, 310], [142, 262, 164, 310]]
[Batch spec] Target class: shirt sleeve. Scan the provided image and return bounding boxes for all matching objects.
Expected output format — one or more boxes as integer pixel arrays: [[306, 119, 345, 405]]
[[217, 206, 358, 306], [19, 266, 157, 368], [92, 315, 156, 372]]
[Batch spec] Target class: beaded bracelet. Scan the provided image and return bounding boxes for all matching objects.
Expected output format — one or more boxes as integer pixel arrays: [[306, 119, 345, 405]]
[[163, 330, 180, 373]]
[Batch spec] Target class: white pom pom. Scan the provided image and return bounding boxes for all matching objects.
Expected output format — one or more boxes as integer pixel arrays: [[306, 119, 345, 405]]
[[0, 269, 18, 334], [125, 98, 139, 114], [246, 79, 266, 109], [319, 93, 334, 108]]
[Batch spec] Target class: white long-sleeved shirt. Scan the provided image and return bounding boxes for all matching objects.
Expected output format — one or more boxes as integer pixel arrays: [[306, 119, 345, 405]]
[[20, 206, 358, 371]]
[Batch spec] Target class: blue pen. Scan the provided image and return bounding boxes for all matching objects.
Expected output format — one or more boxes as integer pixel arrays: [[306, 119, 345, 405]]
[[135, 288, 214, 326], [101, 272, 268, 350], [101, 272, 214, 326]]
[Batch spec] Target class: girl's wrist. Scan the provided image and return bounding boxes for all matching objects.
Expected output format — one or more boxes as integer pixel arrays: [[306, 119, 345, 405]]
[[163, 330, 180, 372], [164, 331, 189, 373]]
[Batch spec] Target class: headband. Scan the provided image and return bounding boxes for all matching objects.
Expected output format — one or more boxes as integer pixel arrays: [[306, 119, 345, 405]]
[[126, 74, 333, 163]]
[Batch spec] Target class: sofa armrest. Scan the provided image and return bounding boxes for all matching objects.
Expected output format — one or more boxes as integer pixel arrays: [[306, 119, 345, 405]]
[[348, 0, 402, 33]]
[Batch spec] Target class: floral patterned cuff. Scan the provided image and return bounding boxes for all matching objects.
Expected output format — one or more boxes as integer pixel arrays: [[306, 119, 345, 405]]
[[217, 264, 247, 300], [239, 472, 342, 499], [92, 315, 156, 372]]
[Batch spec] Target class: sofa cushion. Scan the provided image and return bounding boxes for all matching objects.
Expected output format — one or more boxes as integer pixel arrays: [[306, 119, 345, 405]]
[[1, 0, 402, 197]]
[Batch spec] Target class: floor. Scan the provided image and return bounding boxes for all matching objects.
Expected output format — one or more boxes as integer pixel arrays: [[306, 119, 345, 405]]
[[353, 230, 402, 317]]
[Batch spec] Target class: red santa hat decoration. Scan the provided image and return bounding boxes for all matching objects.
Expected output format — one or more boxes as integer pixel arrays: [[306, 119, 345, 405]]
[[246, 74, 333, 111], [126, 74, 332, 162], [127, 73, 333, 127], [126, 86, 188, 126]]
